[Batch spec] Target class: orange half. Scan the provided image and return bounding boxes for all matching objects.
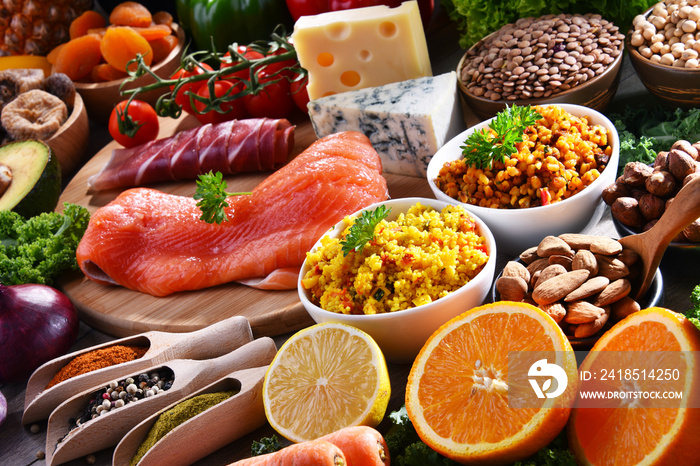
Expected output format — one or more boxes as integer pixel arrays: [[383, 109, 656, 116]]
[[405, 301, 577, 464], [568, 307, 700, 466]]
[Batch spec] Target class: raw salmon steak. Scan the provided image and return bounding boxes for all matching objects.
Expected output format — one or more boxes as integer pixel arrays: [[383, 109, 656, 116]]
[[76, 132, 389, 296]]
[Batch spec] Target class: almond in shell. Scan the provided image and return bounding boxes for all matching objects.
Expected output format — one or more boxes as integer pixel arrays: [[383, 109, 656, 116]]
[[534, 264, 568, 289], [611, 296, 641, 321], [532, 269, 590, 305], [574, 306, 611, 338], [571, 249, 598, 275], [539, 302, 566, 323], [589, 237, 623, 256], [595, 255, 630, 281], [537, 235, 574, 257], [502, 260, 530, 283], [496, 275, 529, 301]]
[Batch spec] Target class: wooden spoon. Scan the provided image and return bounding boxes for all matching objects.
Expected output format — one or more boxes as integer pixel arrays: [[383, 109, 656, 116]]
[[112, 365, 268, 466], [23, 315, 254, 425], [44, 336, 277, 466], [619, 174, 700, 300]]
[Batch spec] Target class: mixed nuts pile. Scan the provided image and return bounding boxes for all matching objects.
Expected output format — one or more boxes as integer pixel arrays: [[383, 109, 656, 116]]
[[603, 138, 700, 242], [496, 233, 643, 339]]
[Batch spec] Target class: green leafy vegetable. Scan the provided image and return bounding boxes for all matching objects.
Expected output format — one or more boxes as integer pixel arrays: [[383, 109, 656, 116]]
[[0, 203, 90, 285], [193, 171, 252, 224], [687, 284, 700, 330], [609, 105, 700, 176], [442, 0, 656, 49], [461, 105, 541, 169], [385, 406, 576, 466], [251, 435, 282, 456], [340, 205, 390, 256]]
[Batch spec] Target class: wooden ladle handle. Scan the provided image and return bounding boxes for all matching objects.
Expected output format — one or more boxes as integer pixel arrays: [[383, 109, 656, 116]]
[[649, 174, 700, 246]]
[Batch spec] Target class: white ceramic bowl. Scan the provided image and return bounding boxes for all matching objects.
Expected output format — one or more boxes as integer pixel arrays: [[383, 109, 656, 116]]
[[297, 197, 497, 363], [427, 103, 619, 256]]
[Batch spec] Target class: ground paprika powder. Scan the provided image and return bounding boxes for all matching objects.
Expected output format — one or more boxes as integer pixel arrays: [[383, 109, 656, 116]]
[[45, 344, 149, 389]]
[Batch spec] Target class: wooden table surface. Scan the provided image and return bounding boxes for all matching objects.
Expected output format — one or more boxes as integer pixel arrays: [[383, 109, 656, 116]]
[[1, 7, 699, 466]]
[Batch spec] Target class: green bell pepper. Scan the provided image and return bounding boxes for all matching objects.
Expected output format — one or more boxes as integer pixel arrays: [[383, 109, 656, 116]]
[[176, 0, 294, 52]]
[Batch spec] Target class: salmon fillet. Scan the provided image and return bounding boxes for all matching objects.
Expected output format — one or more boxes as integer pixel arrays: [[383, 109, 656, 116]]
[[76, 132, 388, 296]]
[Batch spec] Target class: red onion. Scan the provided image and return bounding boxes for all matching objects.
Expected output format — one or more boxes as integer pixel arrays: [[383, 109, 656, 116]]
[[0, 390, 6, 426], [0, 283, 79, 383]]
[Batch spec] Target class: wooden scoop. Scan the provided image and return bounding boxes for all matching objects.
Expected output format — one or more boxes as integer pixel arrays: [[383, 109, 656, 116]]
[[23, 315, 254, 424], [44, 336, 277, 466], [619, 174, 700, 300], [112, 365, 268, 466]]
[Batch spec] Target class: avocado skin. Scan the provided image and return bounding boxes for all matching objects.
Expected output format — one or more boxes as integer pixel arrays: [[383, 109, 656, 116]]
[[3, 141, 62, 218]]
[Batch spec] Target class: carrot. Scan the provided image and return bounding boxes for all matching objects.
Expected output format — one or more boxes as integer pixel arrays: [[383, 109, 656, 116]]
[[319, 426, 390, 466], [230, 439, 346, 465], [70, 10, 106, 39]]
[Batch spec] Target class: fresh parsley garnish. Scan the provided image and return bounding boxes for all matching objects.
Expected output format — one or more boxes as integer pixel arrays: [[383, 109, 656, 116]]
[[193, 171, 251, 224], [461, 105, 542, 169], [340, 205, 390, 256]]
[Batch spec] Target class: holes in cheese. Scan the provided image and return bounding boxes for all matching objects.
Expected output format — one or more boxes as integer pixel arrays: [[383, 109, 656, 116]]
[[292, 1, 432, 100]]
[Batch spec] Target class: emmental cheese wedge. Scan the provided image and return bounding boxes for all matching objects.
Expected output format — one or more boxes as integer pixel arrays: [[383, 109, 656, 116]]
[[308, 72, 465, 177], [291, 1, 432, 100]]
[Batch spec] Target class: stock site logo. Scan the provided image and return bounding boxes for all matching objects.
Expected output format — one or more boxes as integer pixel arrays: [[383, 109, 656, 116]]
[[528, 358, 568, 399]]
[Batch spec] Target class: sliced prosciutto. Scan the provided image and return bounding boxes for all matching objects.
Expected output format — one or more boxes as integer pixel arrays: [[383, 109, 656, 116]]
[[87, 118, 294, 192]]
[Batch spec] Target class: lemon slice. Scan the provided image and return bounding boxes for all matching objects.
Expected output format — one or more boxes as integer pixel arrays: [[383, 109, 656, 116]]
[[263, 322, 391, 442]]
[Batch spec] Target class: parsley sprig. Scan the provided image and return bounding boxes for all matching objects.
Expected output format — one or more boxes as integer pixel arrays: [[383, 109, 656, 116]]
[[194, 171, 251, 224], [340, 205, 390, 256], [461, 105, 542, 169]]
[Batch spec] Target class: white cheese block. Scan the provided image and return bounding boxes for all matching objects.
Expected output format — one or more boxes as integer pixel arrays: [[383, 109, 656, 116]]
[[291, 1, 432, 100], [308, 72, 465, 178]]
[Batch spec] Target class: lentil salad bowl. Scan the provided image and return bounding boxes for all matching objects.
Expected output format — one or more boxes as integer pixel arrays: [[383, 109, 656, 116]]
[[297, 197, 497, 363], [427, 103, 620, 255]]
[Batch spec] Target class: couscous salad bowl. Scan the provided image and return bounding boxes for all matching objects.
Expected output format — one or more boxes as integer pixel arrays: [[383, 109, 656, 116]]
[[297, 197, 497, 363]]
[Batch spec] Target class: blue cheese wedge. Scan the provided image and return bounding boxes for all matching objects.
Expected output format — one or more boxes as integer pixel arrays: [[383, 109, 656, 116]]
[[308, 72, 465, 177]]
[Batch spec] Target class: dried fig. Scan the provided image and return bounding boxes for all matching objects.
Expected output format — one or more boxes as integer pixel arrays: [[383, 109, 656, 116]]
[[611, 197, 645, 229]]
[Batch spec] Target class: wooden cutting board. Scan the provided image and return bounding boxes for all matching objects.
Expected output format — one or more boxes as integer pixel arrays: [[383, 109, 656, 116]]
[[56, 113, 435, 339]]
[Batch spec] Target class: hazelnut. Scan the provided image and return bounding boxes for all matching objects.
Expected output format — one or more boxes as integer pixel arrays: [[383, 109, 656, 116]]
[[645, 170, 676, 197]]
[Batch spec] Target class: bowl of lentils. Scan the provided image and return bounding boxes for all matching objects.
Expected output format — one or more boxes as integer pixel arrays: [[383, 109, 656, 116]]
[[626, 0, 700, 107], [458, 13, 625, 120], [427, 103, 619, 256]]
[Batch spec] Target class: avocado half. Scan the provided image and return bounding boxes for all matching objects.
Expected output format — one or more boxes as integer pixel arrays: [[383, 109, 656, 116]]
[[0, 140, 62, 218]]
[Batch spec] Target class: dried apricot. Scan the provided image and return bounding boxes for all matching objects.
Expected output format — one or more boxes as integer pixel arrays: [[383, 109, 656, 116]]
[[46, 43, 64, 65], [132, 24, 171, 41], [152, 11, 173, 27], [69, 10, 106, 39], [100, 26, 153, 72], [109, 2, 152, 28], [90, 63, 128, 83], [53, 34, 103, 81], [149, 34, 178, 63]]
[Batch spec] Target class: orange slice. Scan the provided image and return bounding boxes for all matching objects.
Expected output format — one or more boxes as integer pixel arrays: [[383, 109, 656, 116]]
[[568, 307, 700, 466], [405, 301, 577, 464]]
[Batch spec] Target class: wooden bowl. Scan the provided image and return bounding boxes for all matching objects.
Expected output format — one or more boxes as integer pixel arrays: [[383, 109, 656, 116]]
[[45, 92, 89, 178], [457, 35, 624, 121], [625, 8, 700, 107], [75, 23, 185, 124]]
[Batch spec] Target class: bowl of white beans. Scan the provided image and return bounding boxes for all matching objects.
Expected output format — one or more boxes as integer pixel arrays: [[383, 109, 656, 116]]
[[626, 0, 700, 107]]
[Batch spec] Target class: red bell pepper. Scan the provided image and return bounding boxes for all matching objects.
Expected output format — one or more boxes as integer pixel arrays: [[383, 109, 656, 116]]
[[285, 0, 434, 27]]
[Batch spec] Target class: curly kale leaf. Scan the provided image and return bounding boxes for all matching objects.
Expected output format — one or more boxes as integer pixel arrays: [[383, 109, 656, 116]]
[[0, 203, 90, 285]]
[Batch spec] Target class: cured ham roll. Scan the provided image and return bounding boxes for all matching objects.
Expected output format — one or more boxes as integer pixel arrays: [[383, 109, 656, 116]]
[[76, 131, 389, 296], [87, 118, 294, 192]]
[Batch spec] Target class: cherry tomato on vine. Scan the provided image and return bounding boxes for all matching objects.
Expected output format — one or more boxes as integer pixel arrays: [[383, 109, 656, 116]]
[[242, 69, 294, 119], [193, 79, 248, 125], [170, 63, 214, 115], [221, 46, 264, 83], [108, 99, 159, 148], [290, 74, 310, 113]]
